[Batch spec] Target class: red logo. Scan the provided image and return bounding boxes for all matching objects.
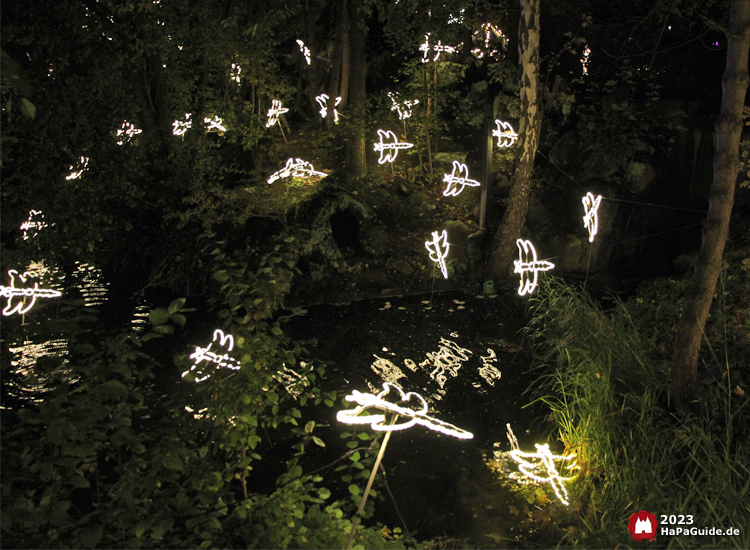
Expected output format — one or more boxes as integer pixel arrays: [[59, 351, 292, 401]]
[[627, 510, 658, 541]]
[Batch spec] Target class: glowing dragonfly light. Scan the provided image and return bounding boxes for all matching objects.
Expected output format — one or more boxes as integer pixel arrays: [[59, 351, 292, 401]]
[[315, 94, 341, 123], [582, 192, 603, 243], [514, 239, 554, 296], [508, 443, 576, 506], [183, 329, 240, 383], [20, 210, 48, 241], [425, 230, 450, 279], [1, 269, 62, 316], [266, 99, 289, 128], [116, 121, 142, 145], [388, 92, 419, 120], [296, 40, 311, 65], [172, 114, 192, 136], [443, 161, 481, 197], [66, 157, 89, 180], [337, 382, 473, 439], [420, 33, 456, 63], [374, 129, 414, 164], [204, 115, 226, 133], [493, 120, 518, 148], [267, 158, 327, 184]]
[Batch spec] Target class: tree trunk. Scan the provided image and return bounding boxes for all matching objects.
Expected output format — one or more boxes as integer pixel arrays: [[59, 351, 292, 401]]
[[345, 0, 367, 180], [671, 0, 750, 409], [488, 0, 541, 277]]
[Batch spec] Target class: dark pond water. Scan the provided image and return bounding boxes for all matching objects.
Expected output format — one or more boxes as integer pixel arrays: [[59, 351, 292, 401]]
[[284, 290, 548, 546]]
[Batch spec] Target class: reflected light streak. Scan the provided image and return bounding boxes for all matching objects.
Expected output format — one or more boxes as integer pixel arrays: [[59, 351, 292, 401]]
[[419, 337, 472, 388], [478, 348, 502, 386]]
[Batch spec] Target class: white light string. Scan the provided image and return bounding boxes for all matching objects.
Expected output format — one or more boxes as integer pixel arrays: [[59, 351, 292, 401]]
[[514, 239, 555, 296], [388, 92, 419, 120], [296, 40, 311, 65], [1, 269, 62, 316], [116, 122, 142, 145], [183, 329, 240, 382], [425, 230, 450, 279], [493, 120, 518, 148], [582, 192, 603, 242], [315, 94, 341, 123], [20, 210, 48, 241], [374, 129, 414, 164], [266, 99, 289, 128], [443, 161, 481, 197], [420, 33, 456, 63], [337, 382, 473, 439], [66, 157, 89, 180], [267, 158, 328, 185]]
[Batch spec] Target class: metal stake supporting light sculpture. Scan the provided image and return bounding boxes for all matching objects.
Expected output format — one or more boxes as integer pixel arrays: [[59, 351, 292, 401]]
[[508, 443, 576, 506], [315, 94, 341, 123], [296, 40, 311, 65], [337, 382, 473, 439], [582, 192, 603, 243], [425, 230, 450, 279], [2, 269, 62, 316], [267, 158, 328, 185], [420, 33, 456, 62], [20, 210, 48, 241], [514, 239, 554, 296], [374, 129, 414, 164], [443, 161, 481, 197], [388, 92, 419, 120], [266, 99, 289, 128], [183, 329, 240, 383], [493, 120, 518, 148]]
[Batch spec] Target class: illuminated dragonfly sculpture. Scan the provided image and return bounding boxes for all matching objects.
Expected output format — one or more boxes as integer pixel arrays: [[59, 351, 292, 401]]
[[337, 382, 473, 439], [419, 33, 457, 63], [442, 161, 480, 197], [514, 239, 554, 296], [508, 443, 576, 506], [267, 158, 327, 184], [1, 269, 62, 316], [493, 119, 518, 148], [315, 94, 341, 123], [374, 129, 414, 164], [183, 329, 240, 383], [266, 99, 289, 128]]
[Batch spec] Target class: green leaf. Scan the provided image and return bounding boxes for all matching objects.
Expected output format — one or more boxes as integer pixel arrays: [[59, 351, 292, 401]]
[[248, 435, 262, 449], [19, 97, 36, 119], [71, 476, 90, 488], [312, 436, 325, 448], [168, 298, 186, 314], [149, 308, 170, 325], [304, 421, 315, 434], [99, 380, 128, 401], [170, 314, 186, 327], [79, 524, 102, 548], [349, 451, 360, 462], [214, 270, 229, 283], [318, 487, 331, 500], [348, 484, 360, 496]]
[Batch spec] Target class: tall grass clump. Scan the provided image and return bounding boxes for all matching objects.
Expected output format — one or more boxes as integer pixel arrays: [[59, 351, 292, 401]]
[[523, 278, 749, 549]]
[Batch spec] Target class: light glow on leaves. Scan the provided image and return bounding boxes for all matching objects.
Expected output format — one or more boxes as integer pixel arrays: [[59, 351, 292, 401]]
[[514, 239, 554, 296], [388, 92, 419, 120], [20, 210, 48, 241], [443, 161, 481, 197], [508, 444, 576, 506], [116, 121, 142, 145], [315, 94, 341, 123], [493, 120, 518, 148], [267, 158, 327, 185], [2, 269, 62, 316], [374, 129, 414, 164], [183, 329, 240, 383], [66, 157, 89, 180], [230, 63, 241, 84], [582, 192, 602, 242], [425, 230, 450, 279], [420, 33, 456, 63], [337, 382, 473, 439], [581, 45, 591, 77], [266, 99, 289, 128], [296, 40, 311, 65]]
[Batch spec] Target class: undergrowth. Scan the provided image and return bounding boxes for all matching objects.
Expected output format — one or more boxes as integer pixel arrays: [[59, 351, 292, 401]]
[[522, 277, 750, 549]]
